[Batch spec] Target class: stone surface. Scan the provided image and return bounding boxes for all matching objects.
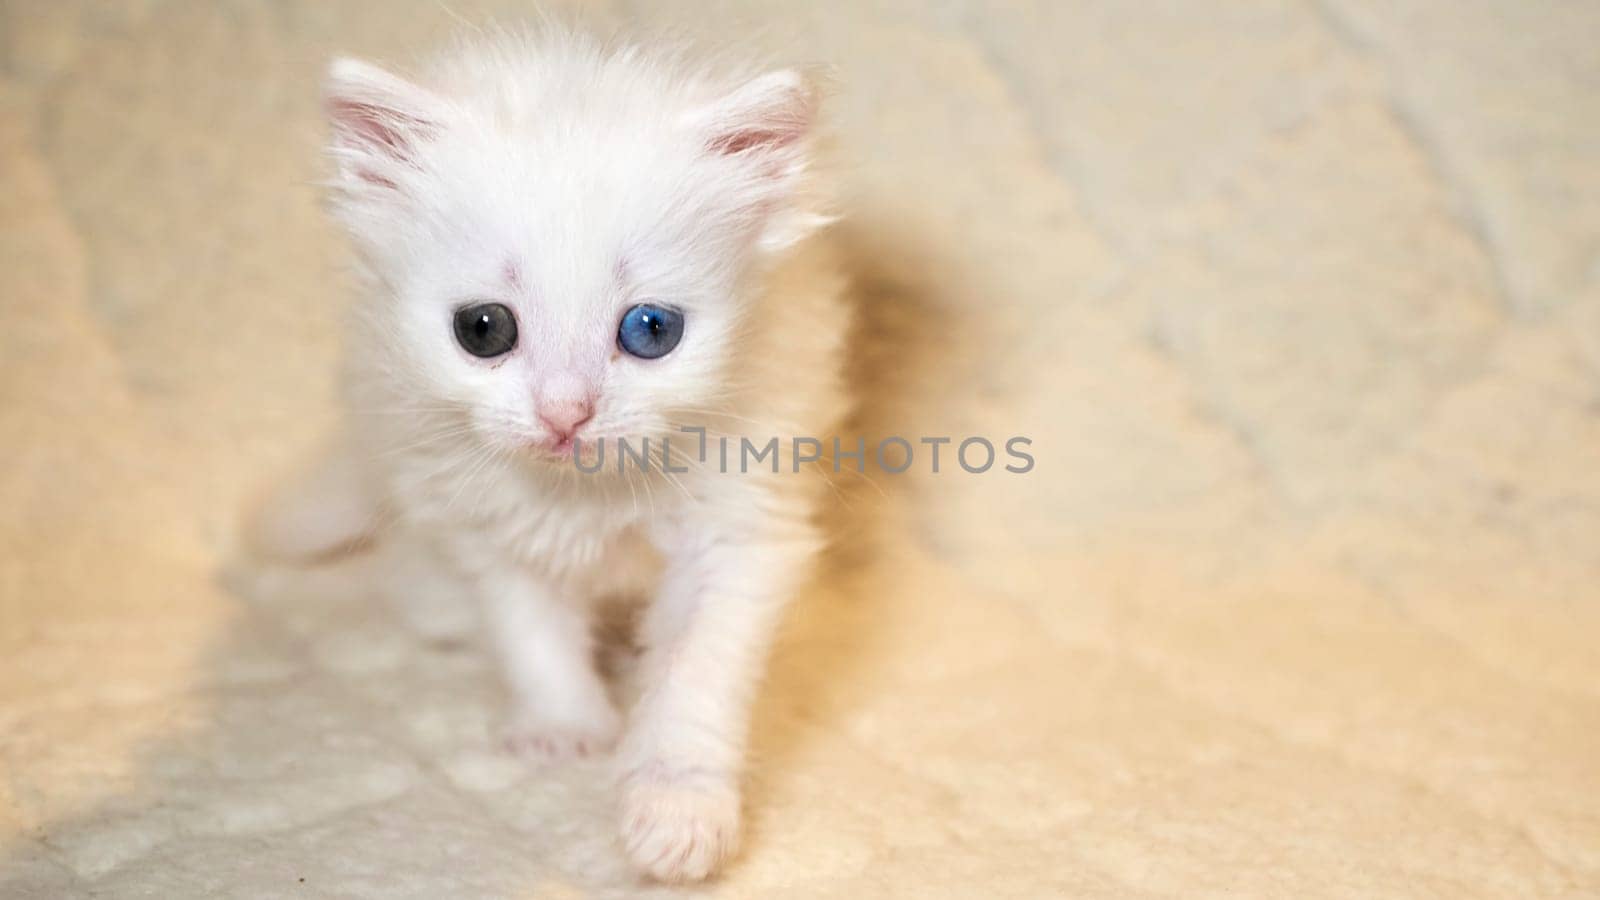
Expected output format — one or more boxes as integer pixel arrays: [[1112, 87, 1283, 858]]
[[2, 1, 1598, 896]]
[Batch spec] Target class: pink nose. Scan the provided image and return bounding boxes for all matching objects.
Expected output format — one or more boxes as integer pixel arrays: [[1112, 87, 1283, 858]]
[[537, 398, 594, 442]]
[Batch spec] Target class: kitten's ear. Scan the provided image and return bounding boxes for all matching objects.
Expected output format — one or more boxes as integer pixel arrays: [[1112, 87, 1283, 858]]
[[689, 69, 827, 250], [696, 69, 815, 160], [324, 58, 446, 193]]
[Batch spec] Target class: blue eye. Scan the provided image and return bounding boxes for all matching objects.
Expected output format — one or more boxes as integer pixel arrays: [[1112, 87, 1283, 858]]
[[617, 303, 684, 359]]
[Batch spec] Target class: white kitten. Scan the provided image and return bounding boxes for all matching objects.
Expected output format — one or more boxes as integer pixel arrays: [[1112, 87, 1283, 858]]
[[250, 29, 848, 882]]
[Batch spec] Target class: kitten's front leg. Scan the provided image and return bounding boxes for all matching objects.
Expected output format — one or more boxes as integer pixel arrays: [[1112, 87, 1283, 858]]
[[618, 515, 818, 882], [478, 567, 620, 759]]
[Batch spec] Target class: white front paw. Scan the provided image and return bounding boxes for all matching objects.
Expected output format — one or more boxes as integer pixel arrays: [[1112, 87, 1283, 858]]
[[619, 766, 741, 882], [500, 700, 620, 761]]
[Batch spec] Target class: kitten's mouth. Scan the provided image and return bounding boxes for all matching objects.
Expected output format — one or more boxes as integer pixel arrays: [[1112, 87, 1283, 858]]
[[527, 435, 597, 465]]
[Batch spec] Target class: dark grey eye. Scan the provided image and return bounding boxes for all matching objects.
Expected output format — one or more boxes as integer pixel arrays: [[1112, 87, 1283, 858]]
[[453, 303, 517, 358]]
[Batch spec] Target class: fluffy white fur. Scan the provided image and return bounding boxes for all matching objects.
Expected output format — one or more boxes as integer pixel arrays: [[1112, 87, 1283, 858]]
[[252, 29, 848, 882]]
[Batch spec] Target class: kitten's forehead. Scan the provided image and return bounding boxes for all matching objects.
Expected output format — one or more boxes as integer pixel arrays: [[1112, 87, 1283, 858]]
[[416, 121, 720, 306], [430, 40, 707, 129]]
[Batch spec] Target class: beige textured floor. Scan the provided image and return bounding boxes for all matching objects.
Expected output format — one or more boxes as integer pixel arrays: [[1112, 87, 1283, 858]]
[[3, 1, 1599, 897]]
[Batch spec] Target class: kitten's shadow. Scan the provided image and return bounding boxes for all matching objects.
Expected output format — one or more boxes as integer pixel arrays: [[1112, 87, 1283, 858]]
[[741, 215, 979, 830]]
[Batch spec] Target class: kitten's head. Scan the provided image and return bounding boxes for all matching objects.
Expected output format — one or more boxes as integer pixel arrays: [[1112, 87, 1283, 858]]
[[324, 35, 823, 461]]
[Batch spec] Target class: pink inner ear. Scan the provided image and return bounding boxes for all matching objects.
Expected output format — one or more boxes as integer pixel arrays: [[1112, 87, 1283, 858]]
[[329, 98, 432, 162], [700, 70, 813, 160], [328, 99, 441, 189], [710, 126, 798, 156]]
